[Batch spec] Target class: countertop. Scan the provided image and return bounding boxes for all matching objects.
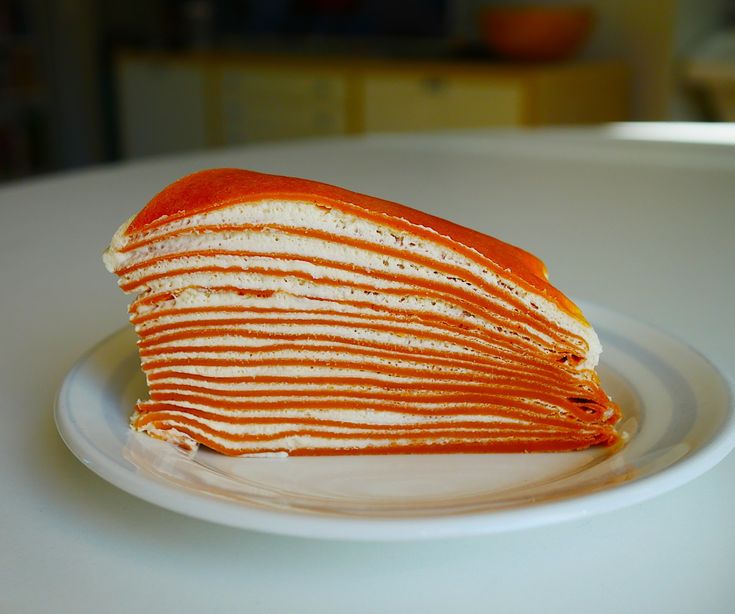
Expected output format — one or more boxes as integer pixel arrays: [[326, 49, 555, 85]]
[[2, 125, 733, 613]]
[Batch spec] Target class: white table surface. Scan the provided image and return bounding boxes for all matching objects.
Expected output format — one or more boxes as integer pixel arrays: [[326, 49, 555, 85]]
[[2, 125, 734, 613]]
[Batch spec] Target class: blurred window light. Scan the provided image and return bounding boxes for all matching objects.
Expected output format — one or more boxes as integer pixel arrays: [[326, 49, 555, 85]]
[[605, 122, 735, 145]]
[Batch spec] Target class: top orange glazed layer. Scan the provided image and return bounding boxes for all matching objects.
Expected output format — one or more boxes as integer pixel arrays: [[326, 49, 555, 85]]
[[127, 168, 584, 322]]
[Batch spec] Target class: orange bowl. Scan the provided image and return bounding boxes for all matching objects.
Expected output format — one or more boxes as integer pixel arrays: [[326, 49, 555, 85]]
[[479, 6, 594, 62]]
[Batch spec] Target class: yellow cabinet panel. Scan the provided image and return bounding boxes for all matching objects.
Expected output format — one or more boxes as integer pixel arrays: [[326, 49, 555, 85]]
[[218, 67, 348, 144], [363, 74, 524, 132]]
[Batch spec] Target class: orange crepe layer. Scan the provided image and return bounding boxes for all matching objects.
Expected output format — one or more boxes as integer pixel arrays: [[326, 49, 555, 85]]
[[104, 168, 621, 456]]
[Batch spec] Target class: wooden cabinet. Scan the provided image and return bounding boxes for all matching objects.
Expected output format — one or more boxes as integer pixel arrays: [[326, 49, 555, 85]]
[[116, 53, 629, 159], [363, 73, 523, 132], [362, 62, 628, 131], [217, 66, 348, 144]]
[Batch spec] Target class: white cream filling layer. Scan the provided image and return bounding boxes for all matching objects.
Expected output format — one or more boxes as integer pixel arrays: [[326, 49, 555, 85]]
[[136, 406, 529, 426], [134, 287, 380, 316], [138, 315, 505, 355], [140, 349, 508, 379], [104, 199, 599, 366], [117, 231, 545, 335], [141, 326, 503, 358], [133, 288, 558, 364], [132, 289, 497, 345], [135, 424, 587, 453], [146, 381, 507, 397], [142, 363, 503, 383], [121, 253, 557, 350]]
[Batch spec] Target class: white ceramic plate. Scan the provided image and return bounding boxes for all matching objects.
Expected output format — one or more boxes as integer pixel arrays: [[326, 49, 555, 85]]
[[55, 303, 734, 541]]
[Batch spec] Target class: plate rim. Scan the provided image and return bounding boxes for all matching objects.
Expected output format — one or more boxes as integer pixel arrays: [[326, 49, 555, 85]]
[[54, 302, 735, 541]]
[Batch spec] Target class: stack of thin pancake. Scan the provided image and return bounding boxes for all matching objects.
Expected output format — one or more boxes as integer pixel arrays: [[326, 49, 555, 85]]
[[104, 168, 620, 456]]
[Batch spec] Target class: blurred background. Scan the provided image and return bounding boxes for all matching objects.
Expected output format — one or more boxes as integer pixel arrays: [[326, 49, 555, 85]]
[[1, 0, 734, 183]]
